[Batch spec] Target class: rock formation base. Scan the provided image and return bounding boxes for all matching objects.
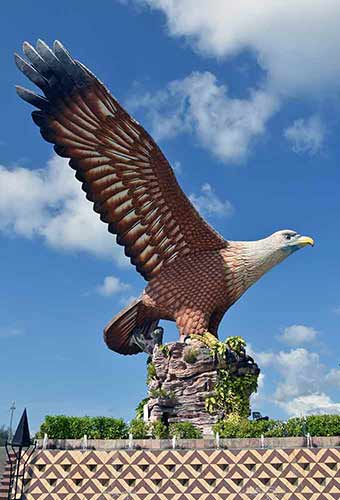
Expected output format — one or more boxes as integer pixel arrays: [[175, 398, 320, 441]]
[[147, 339, 260, 433]]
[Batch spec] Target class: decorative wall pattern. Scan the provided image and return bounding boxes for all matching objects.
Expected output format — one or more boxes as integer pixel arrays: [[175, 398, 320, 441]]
[[23, 447, 340, 500]]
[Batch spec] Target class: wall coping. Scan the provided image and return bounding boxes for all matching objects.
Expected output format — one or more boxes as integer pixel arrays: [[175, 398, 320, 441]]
[[36, 435, 340, 450]]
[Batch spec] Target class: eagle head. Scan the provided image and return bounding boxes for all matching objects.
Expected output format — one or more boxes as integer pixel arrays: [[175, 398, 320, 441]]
[[253, 229, 315, 275], [236, 229, 314, 288], [270, 229, 314, 254]]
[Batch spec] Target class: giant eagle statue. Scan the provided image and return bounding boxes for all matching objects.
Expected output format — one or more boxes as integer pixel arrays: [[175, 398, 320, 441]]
[[15, 40, 314, 355]]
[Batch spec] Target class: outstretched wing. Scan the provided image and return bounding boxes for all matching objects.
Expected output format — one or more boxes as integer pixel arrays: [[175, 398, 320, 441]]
[[15, 40, 227, 280]]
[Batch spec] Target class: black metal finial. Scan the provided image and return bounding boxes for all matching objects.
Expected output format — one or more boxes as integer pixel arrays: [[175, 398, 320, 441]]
[[11, 408, 31, 448], [5, 409, 36, 500]]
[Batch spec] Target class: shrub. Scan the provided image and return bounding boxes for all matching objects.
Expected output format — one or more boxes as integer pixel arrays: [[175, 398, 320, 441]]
[[36, 414, 340, 440], [129, 419, 149, 439], [150, 420, 169, 439], [213, 416, 284, 438], [305, 415, 340, 437], [37, 416, 129, 439], [38, 415, 72, 439], [169, 422, 202, 439], [213, 414, 246, 438], [263, 420, 287, 437], [284, 417, 305, 437], [98, 417, 128, 439], [213, 414, 340, 438]]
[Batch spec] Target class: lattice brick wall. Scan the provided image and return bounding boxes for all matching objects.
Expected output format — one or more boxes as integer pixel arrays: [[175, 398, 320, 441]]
[[23, 447, 340, 499]]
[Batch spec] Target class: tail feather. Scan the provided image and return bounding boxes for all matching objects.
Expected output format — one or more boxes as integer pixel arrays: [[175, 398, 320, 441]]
[[103, 299, 159, 355]]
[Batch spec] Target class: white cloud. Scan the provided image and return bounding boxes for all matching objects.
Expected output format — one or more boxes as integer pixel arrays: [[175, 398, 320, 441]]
[[273, 348, 323, 402], [326, 368, 340, 388], [249, 342, 340, 416], [283, 393, 340, 416], [250, 372, 265, 405], [125, 2, 340, 165], [333, 306, 340, 315], [189, 183, 234, 218], [129, 71, 278, 163], [247, 344, 275, 367], [97, 275, 131, 297], [135, 0, 340, 96], [284, 116, 325, 155], [279, 325, 318, 346], [0, 156, 126, 264], [127, 85, 188, 141]]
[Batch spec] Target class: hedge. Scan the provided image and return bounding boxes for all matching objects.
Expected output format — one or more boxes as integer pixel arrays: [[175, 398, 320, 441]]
[[128, 419, 149, 439], [37, 416, 202, 440], [213, 414, 340, 438], [37, 416, 129, 439], [37, 414, 340, 440], [169, 422, 202, 439]]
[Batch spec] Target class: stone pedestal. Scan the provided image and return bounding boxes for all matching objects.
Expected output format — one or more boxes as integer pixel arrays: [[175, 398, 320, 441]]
[[147, 339, 259, 433]]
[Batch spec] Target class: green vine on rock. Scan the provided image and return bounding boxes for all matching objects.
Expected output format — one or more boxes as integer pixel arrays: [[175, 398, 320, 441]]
[[205, 371, 258, 417], [159, 344, 170, 357], [225, 336, 246, 354], [146, 362, 157, 384], [149, 388, 175, 400], [190, 332, 258, 418]]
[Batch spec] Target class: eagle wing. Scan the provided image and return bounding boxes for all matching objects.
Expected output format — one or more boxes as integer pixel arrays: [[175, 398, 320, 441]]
[[15, 40, 227, 280]]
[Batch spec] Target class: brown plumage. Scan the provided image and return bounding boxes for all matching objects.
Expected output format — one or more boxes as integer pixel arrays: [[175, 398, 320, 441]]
[[15, 40, 314, 355]]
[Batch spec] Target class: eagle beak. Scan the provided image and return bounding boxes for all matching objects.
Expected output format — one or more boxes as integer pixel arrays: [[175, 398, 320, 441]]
[[296, 235, 314, 248]]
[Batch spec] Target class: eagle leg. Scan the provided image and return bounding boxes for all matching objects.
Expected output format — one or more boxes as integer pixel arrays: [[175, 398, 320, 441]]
[[208, 309, 225, 337], [175, 309, 211, 338]]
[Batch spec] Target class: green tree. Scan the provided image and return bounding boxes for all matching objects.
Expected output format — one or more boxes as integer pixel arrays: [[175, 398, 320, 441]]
[[0, 426, 9, 446]]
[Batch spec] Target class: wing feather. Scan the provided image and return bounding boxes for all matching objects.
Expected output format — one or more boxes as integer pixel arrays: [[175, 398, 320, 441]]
[[15, 40, 227, 280]]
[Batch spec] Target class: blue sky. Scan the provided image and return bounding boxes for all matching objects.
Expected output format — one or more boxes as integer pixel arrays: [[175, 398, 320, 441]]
[[0, 0, 340, 432]]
